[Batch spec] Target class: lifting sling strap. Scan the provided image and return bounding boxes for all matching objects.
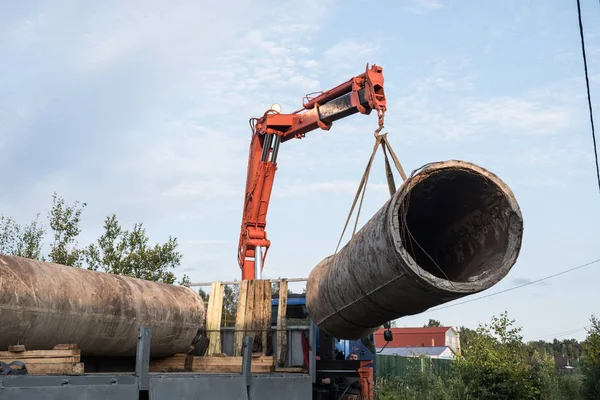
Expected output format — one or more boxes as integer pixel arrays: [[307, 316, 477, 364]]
[[334, 127, 407, 255]]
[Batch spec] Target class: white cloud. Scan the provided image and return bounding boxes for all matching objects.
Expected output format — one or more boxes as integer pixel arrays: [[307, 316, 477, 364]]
[[0, 0, 343, 229], [324, 40, 380, 61], [464, 97, 572, 135], [417, 58, 475, 91], [74, 1, 258, 75], [401, 0, 444, 14], [391, 59, 576, 141], [133, 122, 247, 181], [186, 239, 230, 245], [391, 93, 575, 151], [273, 180, 389, 198]]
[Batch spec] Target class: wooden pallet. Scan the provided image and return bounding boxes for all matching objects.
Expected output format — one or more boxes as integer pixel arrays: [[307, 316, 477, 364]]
[[233, 280, 272, 356], [202, 278, 290, 365], [0, 344, 84, 375]]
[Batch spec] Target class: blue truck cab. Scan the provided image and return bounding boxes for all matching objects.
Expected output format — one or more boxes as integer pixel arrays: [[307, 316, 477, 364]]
[[271, 293, 377, 377]]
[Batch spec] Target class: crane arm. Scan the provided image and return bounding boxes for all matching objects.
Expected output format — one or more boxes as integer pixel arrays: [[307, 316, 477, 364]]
[[238, 64, 387, 280]]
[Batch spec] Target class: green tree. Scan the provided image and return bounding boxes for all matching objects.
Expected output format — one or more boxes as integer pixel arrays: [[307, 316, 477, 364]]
[[198, 288, 209, 303], [194, 284, 239, 327], [0, 214, 45, 259], [221, 284, 239, 327], [1, 192, 187, 285], [457, 326, 477, 352], [84, 214, 182, 284], [424, 319, 442, 327], [527, 338, 582, 368], [581, 314, 600, 398], [456, 311, 556, 400], [178, 274, 191, 286], [48, 192, 87, 267], [272, 279, 293, 297]]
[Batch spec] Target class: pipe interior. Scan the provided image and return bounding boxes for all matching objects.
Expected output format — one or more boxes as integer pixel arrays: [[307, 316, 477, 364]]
[[399, 168, 513, 283]]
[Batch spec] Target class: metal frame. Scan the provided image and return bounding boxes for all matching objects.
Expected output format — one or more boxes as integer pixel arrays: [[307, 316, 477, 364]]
[[0, 326, 313, 400]]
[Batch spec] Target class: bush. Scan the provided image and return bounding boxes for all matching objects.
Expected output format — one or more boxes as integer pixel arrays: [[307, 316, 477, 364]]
[[454, 312, 559, 400], [374, 367, 466, 400], [374, 313, 585, 400], [581, 315, 600, 399], [557, 373, 584, 400]]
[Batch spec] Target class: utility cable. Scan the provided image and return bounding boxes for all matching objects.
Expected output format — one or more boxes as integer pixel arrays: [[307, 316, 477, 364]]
[[576, 0, 600, 192], [524, 326, 588, 342], [424, 258, 600, 312]]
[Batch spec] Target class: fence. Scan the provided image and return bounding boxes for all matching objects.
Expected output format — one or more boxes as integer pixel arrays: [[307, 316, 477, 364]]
[[376, 354, 453, 378]]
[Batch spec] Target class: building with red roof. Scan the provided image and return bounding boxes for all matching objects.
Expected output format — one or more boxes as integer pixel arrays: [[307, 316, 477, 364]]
[[374, 326, 460, 356]]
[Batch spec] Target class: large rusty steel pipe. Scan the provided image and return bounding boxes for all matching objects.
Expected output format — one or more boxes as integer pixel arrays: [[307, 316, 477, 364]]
[[0, 255, 205, 357], [306, 160, 523, 339]]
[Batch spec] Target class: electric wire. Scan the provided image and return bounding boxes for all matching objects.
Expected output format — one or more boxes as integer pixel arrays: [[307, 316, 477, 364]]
[[424, 258, 600, 312], [524, 326, 588, 341], [576, 0, 600, 191]]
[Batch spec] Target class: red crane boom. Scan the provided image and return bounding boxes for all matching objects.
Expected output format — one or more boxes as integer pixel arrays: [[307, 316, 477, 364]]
[[238, 64, 387, 280]]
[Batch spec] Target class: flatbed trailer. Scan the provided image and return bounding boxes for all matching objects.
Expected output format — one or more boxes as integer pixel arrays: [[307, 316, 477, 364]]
[[0, 326, 316, 400], [0, 278, 375, 400]]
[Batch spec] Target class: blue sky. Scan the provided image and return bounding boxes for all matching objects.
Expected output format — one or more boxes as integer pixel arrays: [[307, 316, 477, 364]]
[[1, 0, 599, 341]]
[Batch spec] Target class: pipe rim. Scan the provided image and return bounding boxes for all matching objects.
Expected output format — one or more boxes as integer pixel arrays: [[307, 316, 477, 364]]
[[389, 160, 523, 294]]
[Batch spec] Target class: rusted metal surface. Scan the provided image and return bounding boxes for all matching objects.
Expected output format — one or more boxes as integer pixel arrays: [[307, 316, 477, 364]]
[[0, 255, 205, 357], [306, 160, 523, 339]]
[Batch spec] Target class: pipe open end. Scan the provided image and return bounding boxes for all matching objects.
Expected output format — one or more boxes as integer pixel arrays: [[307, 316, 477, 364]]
[[398, 162, 522, 285]]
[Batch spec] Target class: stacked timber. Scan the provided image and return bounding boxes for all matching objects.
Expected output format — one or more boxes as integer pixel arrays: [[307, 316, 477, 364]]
[[149, 353, 191, 372], [149, 353, 275, 373], [190, 354, 275, 373], [0, 344, 84, 375]]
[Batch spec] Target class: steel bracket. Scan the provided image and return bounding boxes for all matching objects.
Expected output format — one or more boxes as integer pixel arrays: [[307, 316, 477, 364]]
[[136, 326, 152, 391]]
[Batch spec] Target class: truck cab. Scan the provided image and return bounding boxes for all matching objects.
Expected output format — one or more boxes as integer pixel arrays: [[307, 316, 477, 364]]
[[272, 293, 377, 399], [271, 294, 376, 362]]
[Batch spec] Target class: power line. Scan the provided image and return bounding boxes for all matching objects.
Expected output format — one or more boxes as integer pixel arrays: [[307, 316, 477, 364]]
[[425, 258, 600, 312], [576, 0, 600, 192], [524, 326, 588, 342]]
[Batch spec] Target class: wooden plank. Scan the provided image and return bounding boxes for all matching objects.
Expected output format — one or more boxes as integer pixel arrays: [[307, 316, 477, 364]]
[[190, 355, 274, 373], [215, 281, 225, 354], [12, 363, 85, 375], [276, 279, 288, 366], [252, 280, 263, 352], [233, 280, 249, 356], [206, 281, 217, 355], [53, 344, 78, 350], [0, 349, 80, 358], [262, 280, 272, 356], [243, 280, 255, 353], [206, 281, 224, 356], [149, 354, 190, 372], [0, 357, 79, 364], [233, 280, 271, 355]]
